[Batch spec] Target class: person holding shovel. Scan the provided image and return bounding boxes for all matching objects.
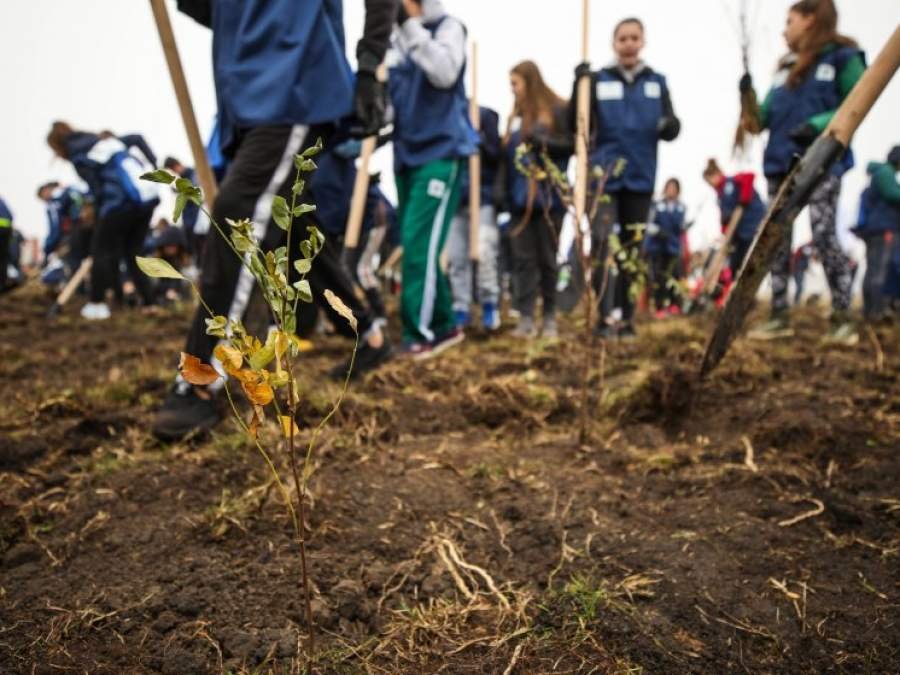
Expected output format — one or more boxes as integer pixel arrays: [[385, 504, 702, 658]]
[[573, 17, 681, 340], [740, 0, 865, 344], [152, 0, 397, 441]]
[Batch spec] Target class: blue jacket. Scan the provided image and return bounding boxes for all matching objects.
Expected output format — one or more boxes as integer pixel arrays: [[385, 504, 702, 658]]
[[588, 65, 679, 193], [178, 0, 356, 155], [716, 174, 766, 242], [65, 132, 160, 218], [762, 45, 864, 179], [0, 198, 12, 230], [645, 199, 685, 256], [44, 187, 85, 256], [459, 105, 501, 207], [854, 158, 900, 236], [388, 15, 478, 171]]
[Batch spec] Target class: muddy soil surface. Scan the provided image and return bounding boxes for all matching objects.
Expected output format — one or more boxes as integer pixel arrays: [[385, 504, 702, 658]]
[[1, 285, 898, 674]]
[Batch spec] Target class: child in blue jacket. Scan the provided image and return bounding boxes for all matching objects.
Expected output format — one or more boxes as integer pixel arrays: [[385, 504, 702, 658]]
[[46, 123, 160, 319], [574, 17, 680, 339], [645, 178, 685, 315], [853, 146, 900, 321], [741, 0, 865, 344]]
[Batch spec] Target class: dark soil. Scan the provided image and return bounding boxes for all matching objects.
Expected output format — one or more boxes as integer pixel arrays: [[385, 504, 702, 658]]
[[1, 284, 898, 674]]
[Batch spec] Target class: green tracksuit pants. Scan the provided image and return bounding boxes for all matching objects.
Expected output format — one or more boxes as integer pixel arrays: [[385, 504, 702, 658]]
[[396, 158, 464, 344]]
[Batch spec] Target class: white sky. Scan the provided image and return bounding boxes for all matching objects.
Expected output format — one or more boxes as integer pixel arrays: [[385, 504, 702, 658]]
[[1, 0, 897, 260]]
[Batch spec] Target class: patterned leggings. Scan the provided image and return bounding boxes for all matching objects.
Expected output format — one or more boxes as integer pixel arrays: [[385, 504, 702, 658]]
[[769, 174, 853, 313]]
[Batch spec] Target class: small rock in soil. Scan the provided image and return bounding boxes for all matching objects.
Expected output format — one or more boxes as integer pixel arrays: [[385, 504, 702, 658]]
[[152, 610, 179, 633]]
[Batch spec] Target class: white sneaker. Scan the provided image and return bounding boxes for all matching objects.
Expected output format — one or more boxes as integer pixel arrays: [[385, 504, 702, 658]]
[[81, 302, 111, 321]]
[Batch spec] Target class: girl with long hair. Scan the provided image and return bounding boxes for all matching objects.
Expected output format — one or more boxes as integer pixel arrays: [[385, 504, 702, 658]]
[[741, 0, 865, 344], [502, 60, 572, 339]]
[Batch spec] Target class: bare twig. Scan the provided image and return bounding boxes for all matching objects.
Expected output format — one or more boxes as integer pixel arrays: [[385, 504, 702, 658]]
[[778, 498, 825, 527]]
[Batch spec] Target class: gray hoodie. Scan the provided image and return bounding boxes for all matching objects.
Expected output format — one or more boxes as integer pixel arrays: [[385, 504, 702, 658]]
[[389, 0, 466, 89]]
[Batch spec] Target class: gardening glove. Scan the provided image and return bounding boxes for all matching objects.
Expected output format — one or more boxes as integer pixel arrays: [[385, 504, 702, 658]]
[[352, 65, 386, 138], [657, 116, 679, 139], [789, 122, 819, 148], [739, 72, 753, 95], [574, 61, 592, 82]]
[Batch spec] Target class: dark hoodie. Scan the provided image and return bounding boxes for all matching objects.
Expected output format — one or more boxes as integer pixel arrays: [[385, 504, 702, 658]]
[[857, 145, 900, 235]]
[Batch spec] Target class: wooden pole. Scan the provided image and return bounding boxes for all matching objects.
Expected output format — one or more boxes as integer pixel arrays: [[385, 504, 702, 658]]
[[574, 0, 591, 227], [701, 206, 744, 297], [468, 41, 481, 261], [149, 0, 218, 209]]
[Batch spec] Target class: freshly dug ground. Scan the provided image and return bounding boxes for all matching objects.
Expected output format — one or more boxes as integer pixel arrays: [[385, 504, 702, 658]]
[[1, 284, 898, 674]]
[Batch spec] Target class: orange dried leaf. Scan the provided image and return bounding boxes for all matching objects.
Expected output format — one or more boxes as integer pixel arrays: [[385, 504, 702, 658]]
[[248, 411, 261, 439], [213, 344, 243, 374], [178, 352, 220, 386], [242, 379, 274, 406]]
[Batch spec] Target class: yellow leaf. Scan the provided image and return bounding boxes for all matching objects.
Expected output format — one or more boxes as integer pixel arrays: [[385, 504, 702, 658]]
[[241, 379, 274, 406], [178, 352, 220, 386], [247, 411, 261, 439], [279, 415, 300, 438], [213, 344, 243, 375], [323, 289, 357, 332], [290, 335, 315, 353]]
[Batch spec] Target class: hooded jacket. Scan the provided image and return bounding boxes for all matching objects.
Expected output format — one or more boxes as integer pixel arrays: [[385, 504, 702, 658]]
[[387, 0, 478, 171]]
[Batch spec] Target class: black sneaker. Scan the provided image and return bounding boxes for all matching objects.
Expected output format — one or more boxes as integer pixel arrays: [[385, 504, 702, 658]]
[[618, 323, 637, 341], [152, 381, 221, 441], [330, 336, 393, 381], [593, 321, 617, 340]]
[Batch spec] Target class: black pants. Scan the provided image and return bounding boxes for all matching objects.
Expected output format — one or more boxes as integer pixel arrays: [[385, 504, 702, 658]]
[[592, 190, 653, 323], [185, 124, 374, 363], [648, 251, 680, 309], [90, 204, 155, 304], [862, 232, 890, 319], [0, 226, 10, 288], [510, 210, 562, 319]]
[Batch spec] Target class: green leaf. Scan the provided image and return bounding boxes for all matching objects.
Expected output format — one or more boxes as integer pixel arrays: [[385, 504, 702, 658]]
[[293, 204, 316, 217], [301, 138, 324, 159], [232, 230, 255, 254], [300, 240, 313, 259], [135, 256, 184, 280], [174, 177, 196, 194], [294, 259, 312, 275], [173, 193, 188, 223], [272, 195, 291, 231], [294, 158, 317, 173], [293, 279, 313, 303], [291, 179, 306, 196], [205, 315, 228, 338], [248, 342, 276, 370], [141, 170, 176, 185]]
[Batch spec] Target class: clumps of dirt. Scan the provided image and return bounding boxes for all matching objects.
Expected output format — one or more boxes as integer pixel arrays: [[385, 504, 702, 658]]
[[616, 363, 698, 428]]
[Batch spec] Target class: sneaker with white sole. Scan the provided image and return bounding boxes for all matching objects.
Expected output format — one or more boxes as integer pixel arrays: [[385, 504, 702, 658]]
[[822, 314, 859, 346], [80, 302, 111, 321], [512, 316, 536, 339], [747, 314, 794, 341], [482, 303, 501, 331]]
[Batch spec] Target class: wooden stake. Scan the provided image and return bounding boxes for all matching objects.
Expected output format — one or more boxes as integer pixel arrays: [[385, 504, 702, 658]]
[[149, 0, 217, 209], [574, 0, 591, 227], [468, 41, 481, 261], [701, 206, 743, 297]]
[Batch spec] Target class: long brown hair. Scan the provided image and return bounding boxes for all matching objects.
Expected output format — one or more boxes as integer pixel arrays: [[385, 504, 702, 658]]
[[786, 0, 857, 88], [47, 121, 76, 159], [506, 60, 566, 142]]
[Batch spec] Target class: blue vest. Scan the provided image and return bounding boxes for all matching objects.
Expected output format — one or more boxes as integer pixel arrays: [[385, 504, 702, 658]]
[[388, 17, 477, 172], [719, 177, 766, 242], [505, 119, 567, 215], [210, 0, 354, 154], [67, 133, 160, 218], [646, 199, 685, 256], [764, 45, 863, 179], [592, 67, 669, 193], [44, 188, 84, 255], [310, 146, 356, 237]]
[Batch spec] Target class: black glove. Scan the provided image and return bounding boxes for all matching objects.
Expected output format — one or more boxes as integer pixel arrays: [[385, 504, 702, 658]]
[[352, 70, 386, 138], [397, 4, 409, 25], [789, 122, 818, 148], [574, 62, 592, 81], [739, 73, 753, 95], [657, 116, 679, 138]]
